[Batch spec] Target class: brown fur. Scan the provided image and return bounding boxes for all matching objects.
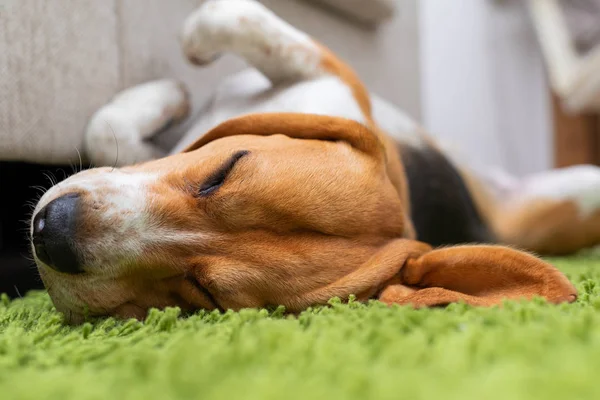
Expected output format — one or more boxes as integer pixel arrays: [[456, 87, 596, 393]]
[[37, 32, 578, 324]]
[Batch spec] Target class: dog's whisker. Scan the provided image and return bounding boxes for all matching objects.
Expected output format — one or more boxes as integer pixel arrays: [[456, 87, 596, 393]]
[[24, 201, 37, 209], [42, 172, 57, 187], [19, 218, 34, 226], [42, 173, 51, 185], [100, 120, 120, 171], [29, 185, 49, 197], [74, 146, 84, 173], [24, 193, 44, 213], [22, 253, 37, 263], [59, 168, 68, 181], [49, 171, 57, 186]]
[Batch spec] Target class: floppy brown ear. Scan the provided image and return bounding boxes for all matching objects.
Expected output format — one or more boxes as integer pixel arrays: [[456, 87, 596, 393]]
[[291, 241, 576, 311], [378, 245, 578, 308], [182, 113, 385, 160]]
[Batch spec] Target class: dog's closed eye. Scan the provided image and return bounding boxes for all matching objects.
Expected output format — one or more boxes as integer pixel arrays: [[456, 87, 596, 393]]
[[198, 150, 249, 196]]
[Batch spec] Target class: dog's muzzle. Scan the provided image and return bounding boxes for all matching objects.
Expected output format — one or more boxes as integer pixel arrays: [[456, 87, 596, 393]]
[[32, 193, 82, 274]]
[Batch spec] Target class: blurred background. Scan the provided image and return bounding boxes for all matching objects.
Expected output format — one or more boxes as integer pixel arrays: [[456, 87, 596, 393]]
[[1, 0, 599, 294]]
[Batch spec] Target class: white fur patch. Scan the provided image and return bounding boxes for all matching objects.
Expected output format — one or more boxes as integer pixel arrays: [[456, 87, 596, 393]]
[[181, 0, 323, 83], [172, 71, 370, 153], [85, 80, 188, 167], [33, 169, 157, 273], [515, 165, 600, 218], [34, 169, 154, 218], [370, 94, 425, 148], [33, 167, 218, 282]]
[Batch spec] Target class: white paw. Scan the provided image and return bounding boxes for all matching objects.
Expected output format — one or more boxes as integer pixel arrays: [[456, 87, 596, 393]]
[[111, 79, 190, 138], [179, 0, 319, 83], [84, 80, 190, 167], [180, 0, 256, 66], [520, 165, 600, 217], [84, 115, 165, 167]]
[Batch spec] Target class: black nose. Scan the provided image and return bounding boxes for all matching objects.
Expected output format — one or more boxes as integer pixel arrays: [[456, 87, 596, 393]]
[[32, 193, 82, 274]]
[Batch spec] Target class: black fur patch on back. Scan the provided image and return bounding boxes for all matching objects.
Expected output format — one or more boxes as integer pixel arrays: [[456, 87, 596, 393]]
[[399, 145, 494, 246]]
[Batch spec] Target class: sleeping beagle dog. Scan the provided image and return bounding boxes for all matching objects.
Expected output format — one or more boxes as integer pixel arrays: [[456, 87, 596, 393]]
[[31, 0, 588, 324]]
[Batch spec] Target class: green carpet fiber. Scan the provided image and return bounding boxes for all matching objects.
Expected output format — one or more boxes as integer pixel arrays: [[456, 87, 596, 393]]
[[2, 253, 600, 400]]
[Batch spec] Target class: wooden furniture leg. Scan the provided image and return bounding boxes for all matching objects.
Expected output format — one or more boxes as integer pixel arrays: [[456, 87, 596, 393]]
[[553, 93, 600, 167]]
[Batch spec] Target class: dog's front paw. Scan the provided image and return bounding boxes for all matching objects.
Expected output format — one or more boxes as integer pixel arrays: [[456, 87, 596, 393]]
[[110, 79, 191, 137], [85, 117, 166, 167], [85, 80, 190, 167]]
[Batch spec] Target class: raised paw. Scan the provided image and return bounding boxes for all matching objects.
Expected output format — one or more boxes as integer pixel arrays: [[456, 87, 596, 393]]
[[181, 0, 259, 66], [84, 80, 190, 167], [180, 0, 323, 83]]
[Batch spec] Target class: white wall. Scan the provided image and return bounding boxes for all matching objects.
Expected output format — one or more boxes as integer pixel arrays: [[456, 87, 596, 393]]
[[420, 0, 552, 176]]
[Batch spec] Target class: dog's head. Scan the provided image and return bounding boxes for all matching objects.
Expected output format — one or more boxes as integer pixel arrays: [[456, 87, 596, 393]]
[[31, 113, 412, 323]]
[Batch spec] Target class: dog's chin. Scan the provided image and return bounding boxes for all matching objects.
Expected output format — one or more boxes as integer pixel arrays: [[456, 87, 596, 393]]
[[35, 260, 129, 324], [53, 302, 87, 325], [42, 282, 92, 325], [112, 302, 153, 321], [35, 252, 222, 324], [50, 294, 148, 325]]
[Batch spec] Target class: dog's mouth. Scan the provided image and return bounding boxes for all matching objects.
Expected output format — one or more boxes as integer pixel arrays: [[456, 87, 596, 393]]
[[55, 305, 87, 325], [104, 277, 224, 322], [185, 276, 224, 312], [38, 264, 225, 324]]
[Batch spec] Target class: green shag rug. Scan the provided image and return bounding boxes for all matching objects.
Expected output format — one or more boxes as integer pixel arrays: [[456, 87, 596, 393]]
[[2, 253, 600, 400]]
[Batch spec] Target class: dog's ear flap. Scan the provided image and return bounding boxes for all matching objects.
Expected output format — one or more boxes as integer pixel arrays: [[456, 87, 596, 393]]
[[379, 245, 578, 308], [182, 113, 385, 160], [292, 240, 577, 310]]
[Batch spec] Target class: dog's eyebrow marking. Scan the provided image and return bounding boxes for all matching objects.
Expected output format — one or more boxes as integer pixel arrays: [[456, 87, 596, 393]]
[[198, 150, 250, 196]]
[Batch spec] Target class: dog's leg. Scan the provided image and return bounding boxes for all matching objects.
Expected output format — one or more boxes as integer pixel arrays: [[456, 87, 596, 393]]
[[85, 80, 190, 167], [182, 0, 326, 82], [180, 0, 372, 118], [478, 165, 600, 255]]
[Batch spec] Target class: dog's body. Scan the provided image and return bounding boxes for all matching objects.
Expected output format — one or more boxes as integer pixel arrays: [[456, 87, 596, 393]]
[[31, 0, 585, 323]]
